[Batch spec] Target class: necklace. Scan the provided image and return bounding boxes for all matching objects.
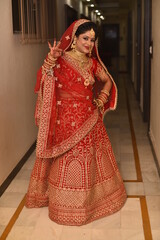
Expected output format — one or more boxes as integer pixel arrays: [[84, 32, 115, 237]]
[[65, 50, 92, 87], [67, 49, 89, 68]]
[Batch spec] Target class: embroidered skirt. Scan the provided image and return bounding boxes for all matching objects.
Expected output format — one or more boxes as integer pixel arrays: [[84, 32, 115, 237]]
[[25, 117, 126, 226]]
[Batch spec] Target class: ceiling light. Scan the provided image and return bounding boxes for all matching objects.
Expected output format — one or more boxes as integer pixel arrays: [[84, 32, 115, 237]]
[[97, 12, 101, 15], [90, 4, 94, 7], [95, 10, 99, 13], [100, 16, 105, 20], [86, 0, 91, 2]]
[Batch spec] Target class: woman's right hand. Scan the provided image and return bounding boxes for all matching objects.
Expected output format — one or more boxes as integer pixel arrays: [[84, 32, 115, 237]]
[[48, 39, 63, 58]]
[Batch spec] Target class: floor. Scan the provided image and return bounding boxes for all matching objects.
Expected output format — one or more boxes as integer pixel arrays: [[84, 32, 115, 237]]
[[0, 71, 160, 239]]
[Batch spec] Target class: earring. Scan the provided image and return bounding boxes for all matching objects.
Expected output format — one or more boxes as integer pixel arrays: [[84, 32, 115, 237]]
[[71, 38, 76, 51], [89, 47, 92, 57]]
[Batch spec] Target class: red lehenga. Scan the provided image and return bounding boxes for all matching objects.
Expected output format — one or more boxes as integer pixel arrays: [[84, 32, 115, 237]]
[[25, 19, 127, 226]]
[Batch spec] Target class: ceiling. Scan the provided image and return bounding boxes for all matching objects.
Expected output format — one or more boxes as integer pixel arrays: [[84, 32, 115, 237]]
[[83, 0, 132, 19]]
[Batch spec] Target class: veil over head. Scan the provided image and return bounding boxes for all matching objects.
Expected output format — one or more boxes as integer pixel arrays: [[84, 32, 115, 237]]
[[57, 19, 90, 51]]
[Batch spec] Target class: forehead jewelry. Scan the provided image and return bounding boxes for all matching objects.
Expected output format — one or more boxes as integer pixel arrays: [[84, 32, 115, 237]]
[[90, 28, 95, 38]]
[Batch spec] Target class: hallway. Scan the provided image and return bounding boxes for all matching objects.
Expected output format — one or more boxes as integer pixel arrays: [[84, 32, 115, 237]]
[[0, 71, 160, 240]]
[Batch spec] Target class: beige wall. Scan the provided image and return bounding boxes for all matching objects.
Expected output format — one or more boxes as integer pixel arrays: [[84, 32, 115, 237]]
[[0, 0, 48, 185], [149, 0, 160, 166]]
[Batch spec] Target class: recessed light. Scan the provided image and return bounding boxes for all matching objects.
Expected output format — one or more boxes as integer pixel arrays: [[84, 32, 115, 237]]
[[100, 16, 105, 20], [90, 4, 94, 7]]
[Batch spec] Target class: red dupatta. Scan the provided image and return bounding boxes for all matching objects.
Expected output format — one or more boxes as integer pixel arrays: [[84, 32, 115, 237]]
[[34, 19, 117, 158]]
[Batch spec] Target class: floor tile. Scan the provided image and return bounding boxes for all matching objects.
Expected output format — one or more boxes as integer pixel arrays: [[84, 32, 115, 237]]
[[5, 179, 30, 193], [148, 210, 160, 230], [121, 198, 140, 211], [0, 207, 16, 225], [7, 226, 35, 240], [14, 207, 41, 227], [120, 153, 135, 162], [124, 182, 144, 196], [146, 196, 160, 211], [142, 169, 160, 183], [151, 230, 160, 240], [121, 210, 143, 230], [91, 229, 121, 240], [0, 225, 6, 236], [0, 192, 24, 208], [16, 169, 32, 181], [60, 227, 92, 240], [120, 161, 137, 180], [144, 182, 160, 196], [92, 211, 121, 229], [121, 229, 145, 240]]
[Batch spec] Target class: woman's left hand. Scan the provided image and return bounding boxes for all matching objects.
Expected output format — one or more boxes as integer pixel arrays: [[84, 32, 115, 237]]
[[93, 99, 104, 114]]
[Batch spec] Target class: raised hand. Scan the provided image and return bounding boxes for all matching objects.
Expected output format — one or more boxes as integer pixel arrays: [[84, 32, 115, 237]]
[[48, 39, 63, 58]]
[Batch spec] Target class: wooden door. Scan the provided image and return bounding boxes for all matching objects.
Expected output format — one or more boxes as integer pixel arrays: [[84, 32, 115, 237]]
[[100, 24, 119, 68]]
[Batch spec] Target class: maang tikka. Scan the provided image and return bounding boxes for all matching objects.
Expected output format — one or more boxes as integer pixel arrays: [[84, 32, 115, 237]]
[[90, 28, 95, 38]]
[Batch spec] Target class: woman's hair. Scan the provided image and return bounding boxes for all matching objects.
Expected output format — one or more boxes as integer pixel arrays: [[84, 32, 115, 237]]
[[75, 21, 98, 40]]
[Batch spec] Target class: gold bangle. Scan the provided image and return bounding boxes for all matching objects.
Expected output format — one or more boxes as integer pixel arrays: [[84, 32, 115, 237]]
[[98, 97, 106, 104], [101, 89, 110, 97], [97, 99, 104, 113], [97, 99, 104, 107], [48, 52, 57, 61], [43, 63, 55, 72], [93, 98, 102, 107], [44, 59, 53, 66], [98, 94, 108, 103], [47, 57, 56, 63]]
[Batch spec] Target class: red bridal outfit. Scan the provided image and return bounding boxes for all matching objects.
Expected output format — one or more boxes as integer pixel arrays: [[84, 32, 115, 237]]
[[25, 19, 127, 225]]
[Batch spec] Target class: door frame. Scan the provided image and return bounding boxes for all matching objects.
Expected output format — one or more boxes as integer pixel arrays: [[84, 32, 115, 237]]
[[143, 0, 152, 124], [136, 0, 142, 102]]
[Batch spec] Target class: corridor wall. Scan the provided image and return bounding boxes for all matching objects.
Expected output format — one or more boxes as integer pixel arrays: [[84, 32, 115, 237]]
[[150, 0, 160, 166], [0, 0, 48, 185]]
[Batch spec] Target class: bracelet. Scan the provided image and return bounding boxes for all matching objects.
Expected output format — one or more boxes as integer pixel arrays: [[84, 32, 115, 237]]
[[44, 59, 53, 66], [97, 99, 104, 107], [42, 62, 56, 73], [98, 96, 106, 104], [97, 99, 104, 113], [48, 52, 57, 62], [98, 94, 108, 103], [93, 98, 104, 114], [93, 98, 104, 107], [99, 92, 109, 102], [43, 58, 56, 69], [101, 89, 110, 97]]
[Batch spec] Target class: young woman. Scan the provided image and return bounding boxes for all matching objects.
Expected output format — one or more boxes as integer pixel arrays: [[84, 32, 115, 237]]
[[25, 19, 126, 226]]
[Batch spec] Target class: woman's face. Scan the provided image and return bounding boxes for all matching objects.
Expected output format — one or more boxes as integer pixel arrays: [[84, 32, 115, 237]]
[[75, 30, 95, 54]]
